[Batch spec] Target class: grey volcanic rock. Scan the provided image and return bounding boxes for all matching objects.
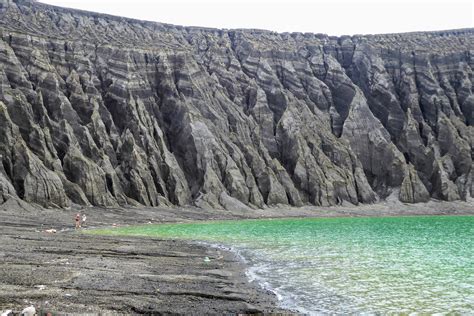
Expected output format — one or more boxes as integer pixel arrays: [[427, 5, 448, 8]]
[[0, 101, 69, 207], [341, 89, 406, 197], [399, 164, 430, 203], [0, 159, 16, 203], [0, 0, 472, 209]]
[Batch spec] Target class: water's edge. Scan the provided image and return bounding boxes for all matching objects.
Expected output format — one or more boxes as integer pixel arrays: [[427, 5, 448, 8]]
[[86, 214, 474, 314], [195, 240, 306, 314]]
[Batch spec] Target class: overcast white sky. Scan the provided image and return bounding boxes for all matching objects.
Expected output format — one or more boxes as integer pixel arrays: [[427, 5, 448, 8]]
[[39, 0, 473, 36]]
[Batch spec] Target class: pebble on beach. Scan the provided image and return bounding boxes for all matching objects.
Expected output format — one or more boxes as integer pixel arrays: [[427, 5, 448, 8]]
[[20, 305, 35, 316]]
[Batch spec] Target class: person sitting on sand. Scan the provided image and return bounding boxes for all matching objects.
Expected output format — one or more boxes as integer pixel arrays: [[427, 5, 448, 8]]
[[75, 213, 81, 229]]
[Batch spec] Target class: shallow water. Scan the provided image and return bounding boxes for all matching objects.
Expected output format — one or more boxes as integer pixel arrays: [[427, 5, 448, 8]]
[[94, 216, 474, 314]]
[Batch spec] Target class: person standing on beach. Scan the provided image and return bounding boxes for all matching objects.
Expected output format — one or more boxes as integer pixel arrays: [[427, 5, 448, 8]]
[[82, 214, 87, 227], [75, 213, 81, 229]]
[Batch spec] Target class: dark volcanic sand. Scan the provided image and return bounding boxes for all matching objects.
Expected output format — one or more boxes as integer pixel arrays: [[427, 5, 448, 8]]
[[0, 201, 287, 315], [0, 198, 473, 315]]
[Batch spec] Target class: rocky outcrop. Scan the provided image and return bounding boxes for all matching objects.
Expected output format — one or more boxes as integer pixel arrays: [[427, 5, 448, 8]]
[[0, 158, 16, 203], [0, 0, 472, 209], [0, 101, 69, 207], [399, 164, 430, 203]]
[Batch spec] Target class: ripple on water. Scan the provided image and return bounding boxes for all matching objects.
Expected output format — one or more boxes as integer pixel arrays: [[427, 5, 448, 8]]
[[102, 216, 474, 314]]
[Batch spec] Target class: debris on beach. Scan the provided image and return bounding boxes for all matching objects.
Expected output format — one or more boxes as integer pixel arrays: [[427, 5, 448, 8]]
[[44, 229, 57, 234], [204, 257, 211, 263], [34, 285, 46, 291], [20, 305, 35, 316], [1, 310, 12, 316]]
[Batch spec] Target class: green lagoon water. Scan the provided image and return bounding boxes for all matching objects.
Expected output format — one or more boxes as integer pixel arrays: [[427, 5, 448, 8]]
[[91, 216, 474, 314]]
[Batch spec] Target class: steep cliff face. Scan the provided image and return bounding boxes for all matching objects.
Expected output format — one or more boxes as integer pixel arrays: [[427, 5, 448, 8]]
[[0, 0, 472, 209]]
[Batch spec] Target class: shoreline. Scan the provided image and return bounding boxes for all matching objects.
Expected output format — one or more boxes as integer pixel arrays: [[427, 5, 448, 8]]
[[195, 241, 293, 313], [0, 199, 473, 314], [0, 199, 291, 315], [212, 242, 311, 315], [0, 225, 287, 315], [187, 213, 474, 314]]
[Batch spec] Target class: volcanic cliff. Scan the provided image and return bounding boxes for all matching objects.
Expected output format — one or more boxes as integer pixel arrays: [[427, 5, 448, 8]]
[[0, 0, 472, 210]]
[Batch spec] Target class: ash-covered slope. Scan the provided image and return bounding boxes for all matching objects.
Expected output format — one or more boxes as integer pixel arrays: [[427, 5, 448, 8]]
[[0, 0, 472, 209]]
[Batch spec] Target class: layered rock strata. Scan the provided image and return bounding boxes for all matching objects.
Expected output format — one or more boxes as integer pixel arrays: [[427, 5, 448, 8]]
[[0, 0, 472, 209]]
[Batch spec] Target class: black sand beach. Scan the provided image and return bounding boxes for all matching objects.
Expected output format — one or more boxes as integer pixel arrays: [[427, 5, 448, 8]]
[[0, 202, 287, 315], [0, 199, 473, 314]]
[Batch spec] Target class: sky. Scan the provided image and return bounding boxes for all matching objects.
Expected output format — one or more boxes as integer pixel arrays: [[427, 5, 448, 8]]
[[39, 0, 473, 36]]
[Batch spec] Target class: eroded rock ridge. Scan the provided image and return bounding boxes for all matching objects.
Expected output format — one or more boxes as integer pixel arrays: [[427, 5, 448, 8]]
[[0, 0, 472, 209]]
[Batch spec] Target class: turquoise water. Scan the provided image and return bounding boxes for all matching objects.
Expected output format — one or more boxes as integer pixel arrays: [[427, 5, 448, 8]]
[[93, 216, 474, 314]]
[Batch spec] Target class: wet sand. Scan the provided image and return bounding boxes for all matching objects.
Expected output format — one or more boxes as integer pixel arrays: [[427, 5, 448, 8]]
[[0, 198, 472, 314]]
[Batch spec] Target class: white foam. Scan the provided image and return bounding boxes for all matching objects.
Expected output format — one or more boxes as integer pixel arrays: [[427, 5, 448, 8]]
[[195, 240, 312, 315]]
